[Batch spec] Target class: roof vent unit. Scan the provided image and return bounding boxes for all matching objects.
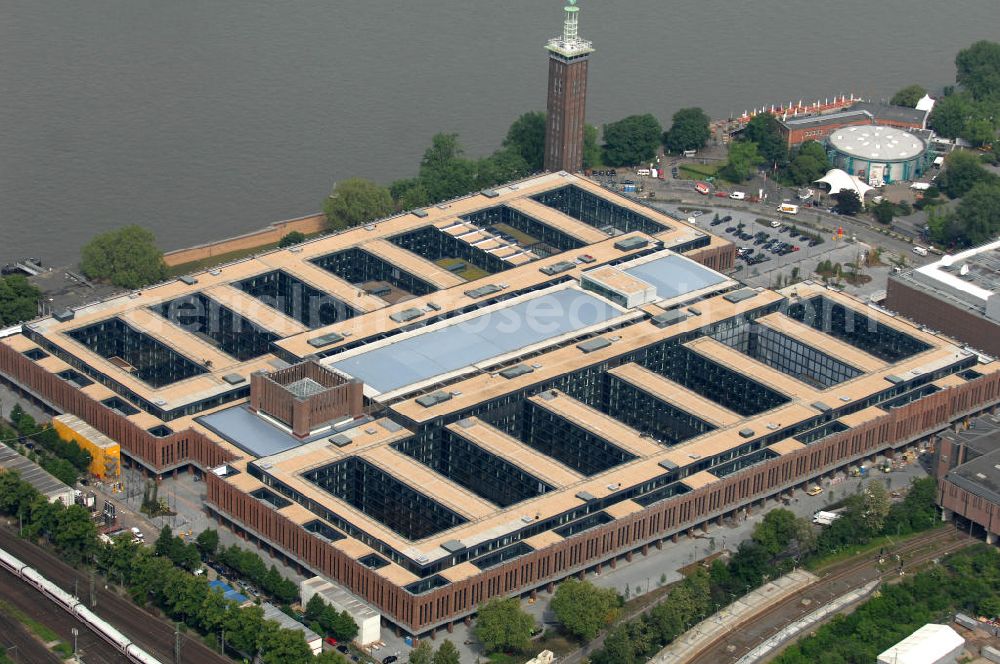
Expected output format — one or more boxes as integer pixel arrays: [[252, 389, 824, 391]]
[[658, 460, 678, 471], [382, 419, 404, 432], [288, 246, 303, 253], [739, 428, 755, 439], [540, 261, 576, 276], [651, 310, 689, 328], [577, 337, 611, 353], [364, 224, 376, 231], [575, 491, 596, 502], [415, 391, 453, 408], [390, 308, 424, 323], [530, 363, 543, 369], [539, 390, 558, 401], [480, 189, 500, 198], [441, 540, 464, 553], [307, 332, 344, 348], [607, 483, 621, 491], [364, 427, 377, 435], [687, 306, 702, 316], [209, 269, 222, 276], [520, 515, 534, 523], [723, 288, 757, 304], [412, 209, 429, 218], [839, 395, 852, 402], [328, 434, 352, 447], [614, 236, 649, 251], [222, 373, 245, 385], [811, 401, 832, 413], [499, 364, 534, 379], [456, 418, 474, 429], [426, 302, 442, 311], [53, 309, 75, 323], [766, 423, 779, 430], [885, 374, 905, 385], [179, 275, 198, 285], [464, 284, 503, 299]]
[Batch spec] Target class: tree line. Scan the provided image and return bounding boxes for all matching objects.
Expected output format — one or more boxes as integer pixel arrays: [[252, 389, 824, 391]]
[[6, 404, 92, 486], [776, 544, 1000, 664]]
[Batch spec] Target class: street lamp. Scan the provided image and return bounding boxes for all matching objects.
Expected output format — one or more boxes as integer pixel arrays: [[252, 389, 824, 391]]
[[71, 627, 78, 659]]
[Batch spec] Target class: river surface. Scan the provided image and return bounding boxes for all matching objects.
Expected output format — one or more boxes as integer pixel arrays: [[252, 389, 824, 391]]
[[1, 0, 996, 266]]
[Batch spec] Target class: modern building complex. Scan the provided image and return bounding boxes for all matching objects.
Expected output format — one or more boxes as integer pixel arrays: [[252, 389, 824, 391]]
[[777, 100, 932, 149], [887, 239, 1000, 357], [543, 0, 593, 173], [828, 125, 927, 186], [1, 173, 998, 639], [935, 412, 1000, 544]]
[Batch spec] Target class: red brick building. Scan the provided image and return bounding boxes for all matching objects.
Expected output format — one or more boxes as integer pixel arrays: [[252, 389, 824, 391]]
[[543, 1, 594, 173]]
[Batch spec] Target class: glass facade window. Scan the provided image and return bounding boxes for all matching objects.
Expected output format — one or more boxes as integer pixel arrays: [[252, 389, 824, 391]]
[[394, 431, 553, 508], [461, 205, 585, 255], [711, 321, 862, 388], [67, 317, 208, 388], [532, 185, 669, 236], [234, 270, 359, 329], [153, 292, 278, 361], [303, 457, 468, 541], [786, 297, 931, 362], [310, 247, 438, 299], [604, 374, 716, 445], [388, 226, 512, 276], [523, 401, 636, 475]]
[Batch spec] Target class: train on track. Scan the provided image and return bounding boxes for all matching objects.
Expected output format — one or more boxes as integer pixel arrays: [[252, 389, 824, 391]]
[[0, 545, 161, 664]]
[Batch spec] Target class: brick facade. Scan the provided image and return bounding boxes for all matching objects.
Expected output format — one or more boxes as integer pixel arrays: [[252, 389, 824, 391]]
[[544, 56, 589, 173], [887, 277, 1000, 357]]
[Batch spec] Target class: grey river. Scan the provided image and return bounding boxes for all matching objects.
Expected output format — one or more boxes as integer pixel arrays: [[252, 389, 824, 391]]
[[1, 0, 996, 266]]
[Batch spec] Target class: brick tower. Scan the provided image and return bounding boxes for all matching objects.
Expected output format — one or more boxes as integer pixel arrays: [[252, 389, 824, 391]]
[[543, 0, 595, 173]]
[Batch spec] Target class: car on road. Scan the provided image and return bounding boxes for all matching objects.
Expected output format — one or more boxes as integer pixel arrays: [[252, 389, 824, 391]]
[[690, 210, 704, 217], [325, 637, 338, 647], [725, 226, 736, 233], [806, 486, 823, 496], [337, 645, 350, 654], [710, 219, 723, 226], [721, 215, 733, 222], [729, 191, 746, 200], [382, 657, 398, 664]]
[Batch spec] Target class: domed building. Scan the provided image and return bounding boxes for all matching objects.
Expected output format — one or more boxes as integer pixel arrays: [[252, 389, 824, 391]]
[[828, 125, 928, 186]]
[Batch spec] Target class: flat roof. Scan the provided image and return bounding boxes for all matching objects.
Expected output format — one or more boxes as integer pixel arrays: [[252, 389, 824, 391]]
[[905, 238, 1000, 307], [622, 252, 729, 301], [829, 125, 925, 162], [326, 286, 624, 396]]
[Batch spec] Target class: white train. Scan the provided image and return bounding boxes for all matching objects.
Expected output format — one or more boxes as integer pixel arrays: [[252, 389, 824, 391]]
[[0, 546, 162, 664]]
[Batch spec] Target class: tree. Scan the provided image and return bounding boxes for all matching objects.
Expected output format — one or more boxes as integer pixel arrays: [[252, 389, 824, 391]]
[[277, 231, 306, 248], [961, 116, 997, 147], [196, 528, 219, 558], [591, 625, 638, 664], [258, 621, 313, 664], [833, 190, 863, 216], [583, 124, 601, 170], [785, 140, 830, 186], [721, 141, 763, 182], [408, 641, 434, 664], [475, 148, 530, 190], [929, 94, 974, 138], [322, 178, 394, 231], [52, 504, 98, 564], [80, 225, 167, 289], [742, 114, 787, 166], [870, 200, 896, 225], [550, 578, 621, 640], [937, 149, 998, 198], [418, 133, 476, 203], [955, 40, 1000, 101], [890, 85, 927, 107], [0, 275, 40, 325], [474, 597, 534, 654], [861, 481, 891, 534], [752, 509, 799, 556], [223, 603, 263, 656], [432, 640, 461, 664], [953, 181, 1000, 245], [601, 114, 663, 167], [502, 111, 546, 172], [663, 107, 711, 153]]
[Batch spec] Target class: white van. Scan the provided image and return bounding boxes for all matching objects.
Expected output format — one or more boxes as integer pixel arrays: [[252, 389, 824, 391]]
[[912, 246, 928, 256], [770, 220, 782, 228], [682, 149, 698, 157], [729, 191, 746, 200]]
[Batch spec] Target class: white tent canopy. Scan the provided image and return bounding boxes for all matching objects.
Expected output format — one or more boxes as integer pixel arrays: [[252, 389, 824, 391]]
[[815, 169, 874, 199], [877, 624, 964, 664], [915, 94, 936, 112]]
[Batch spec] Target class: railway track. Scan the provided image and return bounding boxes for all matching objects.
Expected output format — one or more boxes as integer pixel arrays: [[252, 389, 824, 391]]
[[687, 525, 973, 664], [0, 525, 229, 664]]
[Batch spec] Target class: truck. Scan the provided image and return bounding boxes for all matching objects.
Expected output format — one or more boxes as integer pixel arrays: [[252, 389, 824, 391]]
[[912, 246, 928, 256], [812, 511, 842, 526], [777, 203, 799, 215]]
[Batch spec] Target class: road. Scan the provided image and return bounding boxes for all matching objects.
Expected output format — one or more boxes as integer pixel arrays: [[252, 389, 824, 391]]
[[688, 525, 976, 664], [0, 524, 230, 664]]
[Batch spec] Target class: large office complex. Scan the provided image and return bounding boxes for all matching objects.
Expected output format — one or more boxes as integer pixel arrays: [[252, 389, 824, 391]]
[[887, 239, 1000, 357], [543, 0, 593, 173], [1, 173, 998, 638]]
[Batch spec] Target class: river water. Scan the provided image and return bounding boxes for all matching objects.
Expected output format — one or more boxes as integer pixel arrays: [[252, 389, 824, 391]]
[[1, 0, 996, 266]]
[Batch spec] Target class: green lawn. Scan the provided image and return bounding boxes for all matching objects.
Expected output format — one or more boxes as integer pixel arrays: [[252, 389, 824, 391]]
[[0, 598, 72, 655], [165, 231, 326, 277], [435, 258, 490, 282], [678, 163, 721, 180]]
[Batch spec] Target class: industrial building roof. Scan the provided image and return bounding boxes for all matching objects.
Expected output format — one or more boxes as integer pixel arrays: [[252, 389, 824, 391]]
[[829, 125, 926, 162], [0, 442, 74, 503], [622, 252, 729, 300], [906, 238, 1000, 309], [876, 624, 964, 664]]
